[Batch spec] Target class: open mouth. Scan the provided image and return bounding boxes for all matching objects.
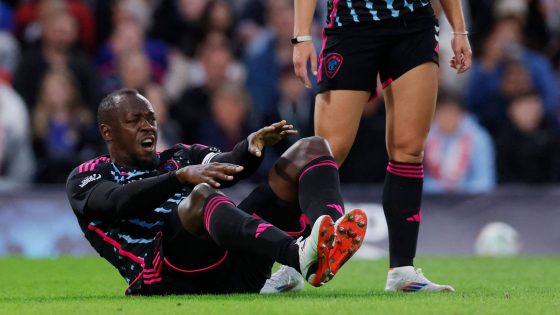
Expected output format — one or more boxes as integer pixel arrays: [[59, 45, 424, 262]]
[[140, 136, 155, 151]]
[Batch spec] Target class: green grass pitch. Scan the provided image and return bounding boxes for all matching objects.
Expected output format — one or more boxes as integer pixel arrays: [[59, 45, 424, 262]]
[[1, 257, 558, 314]]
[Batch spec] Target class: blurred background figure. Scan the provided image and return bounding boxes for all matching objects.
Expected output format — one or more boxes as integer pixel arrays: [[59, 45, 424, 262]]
[[14, 0, 95, 52], [262, 64, 314, 151], [496, 91, 560, 183], [465, 15, 557, 136], [424, 92, 496, 193], [97, 18, 168, 93], [144, 84, 182, 151], [117, 49, 153, 92], [199, 82, 251, 151], [338, 95, 388, 183], [150, 0, 208, 57], [171, 32, 243, 143], [244, 0, 298, 123], [32, 69, 99, 183], [13, 8, 101, 113], [0, 81, 35, 191], [0, 31, 19, 83]]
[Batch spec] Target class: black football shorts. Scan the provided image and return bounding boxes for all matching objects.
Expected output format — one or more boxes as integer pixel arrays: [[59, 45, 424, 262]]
[[317, 6, 440, 97]]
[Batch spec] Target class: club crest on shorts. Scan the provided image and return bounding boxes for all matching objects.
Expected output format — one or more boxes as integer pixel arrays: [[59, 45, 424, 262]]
[[324, 53, 343, 79]]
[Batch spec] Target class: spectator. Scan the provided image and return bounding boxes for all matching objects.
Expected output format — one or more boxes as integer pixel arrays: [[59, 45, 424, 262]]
[[13, 9, 101, 113], [32, 69, 99, 183], [0, 31, 19, 83], [164, 30, 245, 103], [424, 93, 496, 193], [144, 84, 182, 151], [201, 0, 236, 37], [171, 32, 241, 143], [97, 18, 168, 93], [150, 0, 208, 57], [496, 91, 560, 183], [244, 0, 300, 121], [117, 50, 152, 93], [199, 82, 251, 151], [0, 82, 35, 191], [263, 64, 314, 152], [14, 0, 96, 52], [466, 15, 558, 135]]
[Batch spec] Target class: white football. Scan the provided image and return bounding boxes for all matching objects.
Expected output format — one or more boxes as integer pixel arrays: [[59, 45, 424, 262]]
[[474, 222, 522, 256]]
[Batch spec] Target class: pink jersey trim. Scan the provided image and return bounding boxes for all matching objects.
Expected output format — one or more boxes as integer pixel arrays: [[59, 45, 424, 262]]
[[87, 224, 144, 264], [163, 251, 229, 273], [328, 0, 340, 28]]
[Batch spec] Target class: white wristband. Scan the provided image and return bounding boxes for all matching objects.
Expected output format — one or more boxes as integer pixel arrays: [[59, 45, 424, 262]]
[[291, 35, 313, 45], [451, 31, 469, 35]]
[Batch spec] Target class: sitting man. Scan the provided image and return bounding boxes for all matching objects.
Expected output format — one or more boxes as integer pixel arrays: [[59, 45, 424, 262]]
[[66, 89, 367, 295]]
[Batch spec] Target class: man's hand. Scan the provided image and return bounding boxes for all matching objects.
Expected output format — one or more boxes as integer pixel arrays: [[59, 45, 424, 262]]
[[176, 163, 244, 188], [247, 120, 298, 157], [293, 41, 317, 88]]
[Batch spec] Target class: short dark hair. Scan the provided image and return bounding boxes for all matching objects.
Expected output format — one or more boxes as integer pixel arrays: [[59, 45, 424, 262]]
[[97, 89, 139, 125]]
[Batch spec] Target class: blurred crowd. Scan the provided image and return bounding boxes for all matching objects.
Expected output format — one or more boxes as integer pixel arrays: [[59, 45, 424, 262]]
[[0, 0, 559, 193]]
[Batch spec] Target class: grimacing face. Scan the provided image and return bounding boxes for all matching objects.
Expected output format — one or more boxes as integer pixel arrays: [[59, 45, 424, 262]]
[[104, 94, 158, 169]]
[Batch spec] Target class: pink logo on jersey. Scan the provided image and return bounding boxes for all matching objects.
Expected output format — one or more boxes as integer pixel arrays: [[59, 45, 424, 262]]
[[324, 53, 343, 79]]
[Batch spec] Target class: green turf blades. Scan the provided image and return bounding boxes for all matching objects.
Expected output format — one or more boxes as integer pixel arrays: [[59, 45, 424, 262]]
[[0, 257, 559, 314]]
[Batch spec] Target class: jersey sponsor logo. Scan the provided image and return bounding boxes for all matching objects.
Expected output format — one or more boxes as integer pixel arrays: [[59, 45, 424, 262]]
[[79, 173, 102, 188], [324, 53, 343, 79]]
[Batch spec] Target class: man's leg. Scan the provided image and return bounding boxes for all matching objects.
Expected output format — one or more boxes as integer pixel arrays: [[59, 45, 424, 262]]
[[268, 136, 346, 223], [251, 137, 367, 288], [176, 183, 336, 287]]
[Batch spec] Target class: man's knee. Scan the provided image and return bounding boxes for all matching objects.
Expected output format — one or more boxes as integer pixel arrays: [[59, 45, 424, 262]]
[[283, 136, 333, 163], [271, 137, 335, 185], [177, 183, 222, 239]]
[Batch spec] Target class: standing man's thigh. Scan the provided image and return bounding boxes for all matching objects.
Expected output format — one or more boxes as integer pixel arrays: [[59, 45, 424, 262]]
[[384, 63, 439, 163]]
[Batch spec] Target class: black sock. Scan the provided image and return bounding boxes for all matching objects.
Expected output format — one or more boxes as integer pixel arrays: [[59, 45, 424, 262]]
[[298, 156, 345, 223], [238, 183, 303, 234], [203, 194, 300, 271], [382, 161, 424, 268]]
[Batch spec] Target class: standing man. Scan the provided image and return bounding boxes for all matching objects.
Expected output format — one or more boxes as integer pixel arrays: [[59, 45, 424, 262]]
[[292, 0, 472, 291]]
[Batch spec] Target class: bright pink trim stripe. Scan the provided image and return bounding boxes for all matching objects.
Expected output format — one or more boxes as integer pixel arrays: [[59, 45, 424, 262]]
[[326, 204, 344, 216], [387, 168, 424, 179], [143, 277, 162, 284], [79, 156, 110, 173], [284, 214, 310, 237], [388, 162, 423, 169], [318, 29, 327, 82], [386, 167, 423, 175], [163, 251, 229, 273], [144, 252, 161, 273], [203, 196, 234, 233], [87, 224, 144, 264], [382, 78, 393, 89], [328, 0, 339, 28], [255, 223, 273, 238], [299, 160, 339, 182], [125, 272, 144, 295]]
